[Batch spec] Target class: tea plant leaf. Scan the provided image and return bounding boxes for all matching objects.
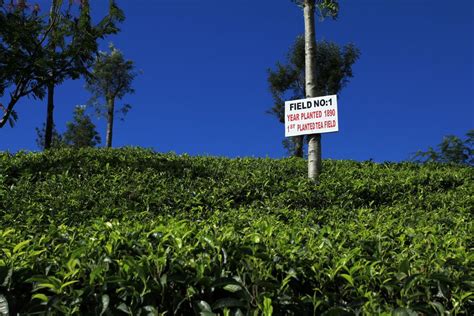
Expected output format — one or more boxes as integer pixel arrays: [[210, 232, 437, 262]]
[[392, 307, 417, 316], [234, 309, 245, 316], [399, 259, 410, 275], [60, 280, 79, 291], [263, 297, 273, 316], [32, 293, 48, 302], [340, 274, 354, 287], [321, 306, 353, 315], [13, 239, 30, 254], [195, 300, 213, 313], [212, 298, 246, 310], [1, 268, 12, 288], [116, 302, 132, 315], [428, 301, 445, 315], [141, 305, 158, 316], [0, 295, 9, 316], [223, 284, 242, 293], [100, 294, 109, 316]]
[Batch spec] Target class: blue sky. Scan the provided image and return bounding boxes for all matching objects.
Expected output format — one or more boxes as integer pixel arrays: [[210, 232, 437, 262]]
[[2, 0, 473, 162]]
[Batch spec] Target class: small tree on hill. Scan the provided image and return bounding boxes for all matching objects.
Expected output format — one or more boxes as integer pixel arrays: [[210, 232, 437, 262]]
[[411, 130, 474, 165], [1, 2, 48, 128], [292, 0, 339, 181], [86, 44, 137, 147], [0, 0, 125, 147], [63, 106, 101, 148], [268, 36, 359, 157], [42, 0, 125, 149], [36, 123, 64, 150]]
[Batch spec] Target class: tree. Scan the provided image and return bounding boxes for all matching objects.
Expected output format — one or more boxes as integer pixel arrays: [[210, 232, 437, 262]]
[[268, 36, 360, 157], [411, 130, 474, 165], [0, 0, 124, 149], [85, 44, 137, 148], [35, 105, 101, 149], [0, 2, 49, 128], [42, 0, 124, 149], [35, 123, 64, 150], [63, 105, 101, 148], [293, 0, 339, 181]]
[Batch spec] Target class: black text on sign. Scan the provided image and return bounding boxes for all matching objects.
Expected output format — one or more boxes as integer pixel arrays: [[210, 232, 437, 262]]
[[284, 95, 339, 137]]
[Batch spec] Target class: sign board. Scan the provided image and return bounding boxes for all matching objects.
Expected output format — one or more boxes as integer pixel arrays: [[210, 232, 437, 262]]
[[285, 95, 339, 137]]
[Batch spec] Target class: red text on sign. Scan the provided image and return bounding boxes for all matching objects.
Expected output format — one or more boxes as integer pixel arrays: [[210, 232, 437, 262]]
[[297, 120, 337, 132], [287, 114, 299, 122]]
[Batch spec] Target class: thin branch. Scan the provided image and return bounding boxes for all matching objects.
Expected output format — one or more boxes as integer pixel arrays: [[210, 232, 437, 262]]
[[0, 83, 23, 127]]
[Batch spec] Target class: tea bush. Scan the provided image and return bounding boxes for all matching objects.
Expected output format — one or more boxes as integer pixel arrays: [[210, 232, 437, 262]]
[[0, 148, 472, 315]]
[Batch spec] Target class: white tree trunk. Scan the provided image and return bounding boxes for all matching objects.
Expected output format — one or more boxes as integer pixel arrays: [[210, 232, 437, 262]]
[[106, 97, 115, 148], [44, 0, 58, 150], [304, 0, 322, 181]]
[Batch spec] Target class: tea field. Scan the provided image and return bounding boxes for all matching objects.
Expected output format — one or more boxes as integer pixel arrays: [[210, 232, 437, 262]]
[[0, 148, 472, 315]]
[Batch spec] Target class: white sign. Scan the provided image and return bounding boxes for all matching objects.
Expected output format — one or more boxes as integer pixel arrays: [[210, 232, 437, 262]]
[[285, 95, 339, 137]]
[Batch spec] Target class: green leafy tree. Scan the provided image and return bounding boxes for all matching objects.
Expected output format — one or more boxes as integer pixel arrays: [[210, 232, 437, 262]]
[[293, 0, 339, 180], [86, 44, 137, 147], [63, 105, 101, 148], [0, 2, 48, 127], [0, 0, 124, 150], [35, 105, 100, 149], [42, 0, 124, 149], [35, 122, 64, 150], [411, 130, 474, 165], [268, 36, 360, 157]]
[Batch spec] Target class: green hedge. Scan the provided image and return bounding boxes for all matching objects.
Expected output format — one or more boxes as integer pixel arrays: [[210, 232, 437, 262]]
[[0, 148, 472, 315]]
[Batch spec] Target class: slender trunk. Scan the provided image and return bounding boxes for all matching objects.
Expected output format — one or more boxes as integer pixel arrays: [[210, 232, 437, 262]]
[[44, 0, 58, 150], [105, 96, 114, 147], [304, 0, 322, 181], [44, 82, 55, 150], [294, 135, 304, 158]]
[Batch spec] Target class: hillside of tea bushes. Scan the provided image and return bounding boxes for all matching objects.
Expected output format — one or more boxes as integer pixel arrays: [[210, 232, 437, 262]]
[[0, 148, 472, 315]]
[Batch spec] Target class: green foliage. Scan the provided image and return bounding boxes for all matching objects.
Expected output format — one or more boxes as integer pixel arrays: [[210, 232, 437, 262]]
[[85, 44, 137, 147], [292, 0, 339, 19], [0, 148, 472, 314], [412, 130, 473, 166], [63, 106, 101, 148], [0, 0, 125, 128], [35, 106, 101, 150], [267, 36, 360, 156], [86, 44, 137, 118], [0, 2, 48, 127], [35, 123, 64, 150]]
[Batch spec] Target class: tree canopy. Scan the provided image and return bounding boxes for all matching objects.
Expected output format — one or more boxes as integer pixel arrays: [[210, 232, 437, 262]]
[[268, 35, 360, 156], [0, 0, 125, 128], [411, 130, 473, 165], [86, 44, 137, 147], [292, 0, 339, 19], [35, 123, 63, 150], [86, 44, 136, 107], [0, 2, 48, 127], [35, 105, 101, 149], [63, 106, 101, 148]]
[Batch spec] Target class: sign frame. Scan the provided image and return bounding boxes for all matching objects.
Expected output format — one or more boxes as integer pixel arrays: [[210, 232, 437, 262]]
[[285, 95, 339, 137]]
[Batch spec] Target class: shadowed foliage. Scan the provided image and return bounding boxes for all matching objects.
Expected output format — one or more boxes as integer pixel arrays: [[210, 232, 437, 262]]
[[0, 148, 472, 314]]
